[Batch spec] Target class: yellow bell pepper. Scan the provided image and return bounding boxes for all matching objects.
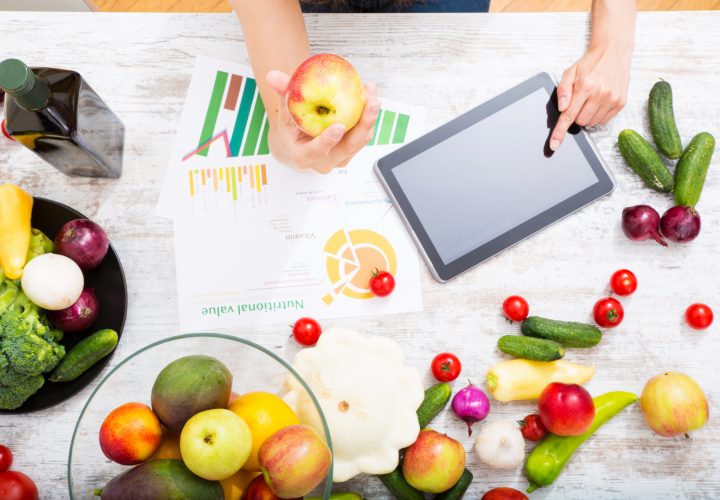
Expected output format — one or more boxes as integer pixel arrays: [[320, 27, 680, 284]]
[[0, 184, 33, 280], [486, 359, 595, 402]]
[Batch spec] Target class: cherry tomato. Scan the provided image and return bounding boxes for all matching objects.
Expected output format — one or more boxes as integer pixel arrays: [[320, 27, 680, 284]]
[[292, 317, 322, 346], [369, 269, 395, 297], [0, 471, 38, 500], [685, 303, 714, 330], [610, 269, 637, 296], [502, 295, 529, 322], [0, 446, 12, 473], [593, 297, 624, 328], [518, 414, 548, 442], [430, 353, 462, 382]]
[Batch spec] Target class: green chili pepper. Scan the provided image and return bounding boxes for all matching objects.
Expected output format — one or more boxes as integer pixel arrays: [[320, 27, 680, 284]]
[[525, 391, 638, 492]]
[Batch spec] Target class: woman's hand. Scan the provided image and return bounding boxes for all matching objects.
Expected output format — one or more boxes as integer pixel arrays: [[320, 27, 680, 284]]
[[265, 70, 381, 174], [550, 44, 632, 151]]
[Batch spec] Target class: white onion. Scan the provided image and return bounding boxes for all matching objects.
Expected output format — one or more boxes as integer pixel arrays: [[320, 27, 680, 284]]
[[21, 254, 84, 310]]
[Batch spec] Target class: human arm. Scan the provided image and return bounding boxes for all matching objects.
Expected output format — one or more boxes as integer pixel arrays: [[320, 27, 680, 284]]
[[550, 0, 636, 151], [230, 0, 380, 172]]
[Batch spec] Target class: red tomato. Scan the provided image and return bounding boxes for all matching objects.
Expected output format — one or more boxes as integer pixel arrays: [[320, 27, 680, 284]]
[[481, 487, 529, 500], [685, 303, 714, 330], [610, 269, 637, 296], [292, 317, 322, 346], [0, 446, 12, 473], [369, 270, 395, 297], [502, 295, 529, 322], [0, 471, 38, 500], [518, 414, 547, 441], [430, 353, 462, 382], [593, 297, 624, 328]]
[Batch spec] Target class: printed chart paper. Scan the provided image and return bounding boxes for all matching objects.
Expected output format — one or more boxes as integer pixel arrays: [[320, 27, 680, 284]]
[[159, 56, 426, 330]]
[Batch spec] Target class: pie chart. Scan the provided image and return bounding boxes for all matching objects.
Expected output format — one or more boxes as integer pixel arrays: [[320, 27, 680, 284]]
[[322, 228, 397, 305]]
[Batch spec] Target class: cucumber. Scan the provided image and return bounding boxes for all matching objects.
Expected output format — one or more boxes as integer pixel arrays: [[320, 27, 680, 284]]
[[497, 335, 565, 361], [674, 132, 715, 207], [617, 129, 674, 192], [435, 468, 473, 500], [378, 469, 424, 500], [417, 383, 452, 429], [50, 329, 118, 382], [306, 493, 363, 500], [521, 317, 601, 348], [649, 80, 683, 159]]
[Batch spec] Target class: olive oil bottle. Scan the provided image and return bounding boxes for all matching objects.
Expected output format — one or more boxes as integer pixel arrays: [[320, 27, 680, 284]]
[[0, 58, 124, 178]]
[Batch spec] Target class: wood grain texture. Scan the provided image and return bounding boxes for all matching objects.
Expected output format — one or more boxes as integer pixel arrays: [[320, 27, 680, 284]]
[[1, 11, 719, 499]]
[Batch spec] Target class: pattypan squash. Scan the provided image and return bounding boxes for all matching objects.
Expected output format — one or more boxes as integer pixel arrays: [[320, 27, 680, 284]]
[[284, 327, 424, 482]]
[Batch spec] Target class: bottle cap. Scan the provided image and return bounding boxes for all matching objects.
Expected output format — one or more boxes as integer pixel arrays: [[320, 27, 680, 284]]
[[0, 59, 36, 96]]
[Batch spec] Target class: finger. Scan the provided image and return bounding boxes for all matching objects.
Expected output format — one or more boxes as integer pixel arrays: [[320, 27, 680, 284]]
[[305, 123, 347, 157], [587, 101, 616, 128], [575, 97, 602, 127], [550, 89, 589, 151], [557, 65, 577, 112], [336, 97, 381, 155], [598, 104, 624, 126], [266, 70, 291, 97]]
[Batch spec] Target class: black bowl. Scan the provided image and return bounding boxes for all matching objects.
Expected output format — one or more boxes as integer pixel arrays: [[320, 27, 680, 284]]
[[0, 197, 127, 414]]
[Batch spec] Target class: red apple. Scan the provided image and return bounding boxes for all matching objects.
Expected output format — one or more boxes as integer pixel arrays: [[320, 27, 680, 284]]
[[482, 487, 529, 500], [640, 372, 708, 437], [286, 54, 366, 137], [241, 474, 299, 500], [402, 429, 466, 494], [538, 383, 595, 436], [99, 402, 163, 465], [259, 424, 331, 498]]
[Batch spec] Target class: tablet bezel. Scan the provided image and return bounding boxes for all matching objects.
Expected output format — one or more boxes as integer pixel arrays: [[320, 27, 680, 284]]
[[375, 72, 615, 282]]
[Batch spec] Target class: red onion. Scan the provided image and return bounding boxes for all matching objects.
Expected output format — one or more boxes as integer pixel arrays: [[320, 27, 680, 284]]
[[660, 206, 701, 243], [48, 288, 99, 332], [621, 205, 667, 246], [451, 382, 490, 436], [54, 219, 109, 271]]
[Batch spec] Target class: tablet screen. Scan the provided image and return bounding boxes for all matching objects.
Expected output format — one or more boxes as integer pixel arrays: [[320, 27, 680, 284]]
[[392, 87, 599, 265]]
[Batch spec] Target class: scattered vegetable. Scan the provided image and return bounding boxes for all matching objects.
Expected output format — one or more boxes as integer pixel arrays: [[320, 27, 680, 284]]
[[660, 205, 701, 243], [486, 359, 595, 402], [685, 303, 713, 330], [621, 205, 666, 246], [474, 420, 525, 470], [502, 295, 529, 322], [50, 329, 118, 383], [417, 383, 452, 429], [640, 372, 708, 438], [54, 219, 109, 271], [520, 316, 601, 348], [48, 287, 99, 333], [20, 253, 84, 311], [0, 470, 39, 500], [518, 414, 547, 442], [525, 391, 637, 492], [617, 129, 674, 192], [0, 445, 11, 473], [538, 383, 595, 436], [497, 335, 564, 361], [481, 487, 528, 500], [674, 132, 715, 208], [451, 382, 490, 436], [0, 184, 33, 280], [378, 468, 424, 500], [369, 269, 395, 297], [431, 352, 462, 382], [592, 297, 624, 328], [609, 269, 637, 296], [284, 327, 424, 482], [648, 80, 682, 159], [291, 317, 322, 346], [434, 468, 473, 500]]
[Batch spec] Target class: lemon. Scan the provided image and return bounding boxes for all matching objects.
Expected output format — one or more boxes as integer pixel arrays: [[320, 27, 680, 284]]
[[228, 391, 300, 471]]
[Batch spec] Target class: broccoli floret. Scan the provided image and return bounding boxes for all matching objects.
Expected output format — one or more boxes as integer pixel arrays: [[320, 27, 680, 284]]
[[0, 373, 45, 410], [0, 278, 20, 315], [26, 229, 54, 264], [0, 312, 65, 376]]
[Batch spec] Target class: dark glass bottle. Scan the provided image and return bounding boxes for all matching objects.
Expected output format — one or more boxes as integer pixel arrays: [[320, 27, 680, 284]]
[[0, 58, 124, 178]]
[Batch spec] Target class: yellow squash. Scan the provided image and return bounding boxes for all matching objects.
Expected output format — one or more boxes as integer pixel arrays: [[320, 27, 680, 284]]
[[0, 184, 33, 279], [486, 359, 595, 402]]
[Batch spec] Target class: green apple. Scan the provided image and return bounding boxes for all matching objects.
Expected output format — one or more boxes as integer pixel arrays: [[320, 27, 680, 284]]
[[180, 408, 252, 481], [286, 53, 366, 138], [641, 372, 708, 437], [402, 429, 466, 494]]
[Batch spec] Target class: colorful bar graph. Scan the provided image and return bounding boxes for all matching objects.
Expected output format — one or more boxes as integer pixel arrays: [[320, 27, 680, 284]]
[[188, 164, 269, 203], [198, 71, 228, 157], [368, 110, 410, 146], [224, 75, 243, 111]]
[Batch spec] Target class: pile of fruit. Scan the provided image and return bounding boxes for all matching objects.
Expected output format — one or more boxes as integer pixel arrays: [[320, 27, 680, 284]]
[[94, 354, 338, 500], [0, 184, 117, 410]]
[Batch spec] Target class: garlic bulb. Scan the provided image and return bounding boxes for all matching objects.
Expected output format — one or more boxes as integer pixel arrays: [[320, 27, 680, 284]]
[[474, 420, 525, 469]]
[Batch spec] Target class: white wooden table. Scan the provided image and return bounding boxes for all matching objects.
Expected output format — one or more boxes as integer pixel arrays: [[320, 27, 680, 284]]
[[1, 11, 719, 500]]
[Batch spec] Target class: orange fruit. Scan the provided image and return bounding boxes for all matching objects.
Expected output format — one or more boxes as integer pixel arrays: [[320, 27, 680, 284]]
[[220, 469, 258, 500]]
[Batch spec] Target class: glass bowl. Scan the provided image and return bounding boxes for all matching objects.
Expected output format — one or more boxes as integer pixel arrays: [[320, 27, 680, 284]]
[[68, 333, 333, 499]]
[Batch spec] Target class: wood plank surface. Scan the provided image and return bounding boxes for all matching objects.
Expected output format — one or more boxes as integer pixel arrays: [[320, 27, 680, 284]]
[[1, 11, 719, 500]]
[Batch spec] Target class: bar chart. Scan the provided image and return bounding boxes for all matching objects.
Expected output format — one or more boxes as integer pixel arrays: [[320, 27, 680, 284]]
[[188, 164, 269, 208]]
